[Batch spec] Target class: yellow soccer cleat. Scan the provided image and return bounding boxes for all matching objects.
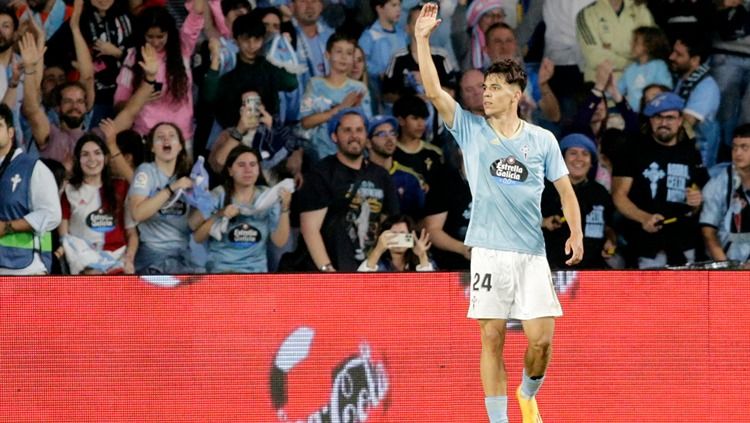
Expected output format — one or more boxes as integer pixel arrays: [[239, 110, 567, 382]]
[[516, 386, 543, 423]]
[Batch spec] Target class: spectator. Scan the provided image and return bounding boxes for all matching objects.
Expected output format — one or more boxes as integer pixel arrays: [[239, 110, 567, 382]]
[[300, 32, 372, 162], [46, 0, 135, 126], [349, 44, 369, 88], [202, 0, 251, 76], [204, 13, 298, 131], [464, 0, 510, 70], [617, 26, 673, 112], [295, 108, 399, 272], [459, 68, 485, 115], [670, 34, 721, 169], [357, 214, 434, 271], [483, 22, 561, 125], [358, 0, 407, 85], [392, 94, 443, 191], [699, 123, 750, 267], [114, 2, 206, 147], [22, 31, 153, 175], [710, 0, 750, 161], [541, 133, 617, 269], [127, 122, 196, 274], [366, 114, 425, 219], [0, 5, 26, 149], [59, 133, 137, 274], [382, 5, 455, 102], [208, 90, 304, 186], [191, 145, 292, 273], [291, 0, 334, 88], [576, 0, 654, 82], [423, 149, 472, 271], [0, 103, 61, 275], [15, 0, 71, 41], [612, 92, 709, 268]]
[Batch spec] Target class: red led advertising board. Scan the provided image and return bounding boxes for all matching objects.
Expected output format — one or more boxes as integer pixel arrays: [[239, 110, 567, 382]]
[[1, 271, 748, 422]]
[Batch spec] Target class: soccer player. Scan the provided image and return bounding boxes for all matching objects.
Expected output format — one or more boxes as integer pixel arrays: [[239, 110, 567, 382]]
[[415, 4, 584, 423]]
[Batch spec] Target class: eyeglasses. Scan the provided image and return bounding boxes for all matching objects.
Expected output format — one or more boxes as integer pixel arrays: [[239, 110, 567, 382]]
[[650, 114, 680, 123], [372, 130, 397, 138]]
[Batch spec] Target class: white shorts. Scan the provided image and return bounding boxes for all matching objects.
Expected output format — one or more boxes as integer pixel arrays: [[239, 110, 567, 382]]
[[467, 247, 562, 320]]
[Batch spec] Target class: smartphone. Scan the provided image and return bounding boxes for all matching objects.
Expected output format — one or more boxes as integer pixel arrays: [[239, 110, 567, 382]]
[[153, 81, 163, 92], [389, 233, 414, 248], [243, 93, 261, 117]]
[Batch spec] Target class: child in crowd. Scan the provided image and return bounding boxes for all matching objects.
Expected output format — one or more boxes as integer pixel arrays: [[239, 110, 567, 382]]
[[617, 26, 673, 112]]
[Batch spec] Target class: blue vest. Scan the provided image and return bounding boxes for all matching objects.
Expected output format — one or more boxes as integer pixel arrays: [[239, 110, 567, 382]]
[[0, 153, 52, 271]]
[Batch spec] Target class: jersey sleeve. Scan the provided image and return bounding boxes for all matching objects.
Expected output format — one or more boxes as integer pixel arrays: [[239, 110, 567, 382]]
[[543, 132, 568, 182]]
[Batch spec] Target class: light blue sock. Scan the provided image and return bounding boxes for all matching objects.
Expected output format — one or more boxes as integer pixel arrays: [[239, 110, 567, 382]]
[[520, 369, 545, 398], [484, 396, 508, 423]]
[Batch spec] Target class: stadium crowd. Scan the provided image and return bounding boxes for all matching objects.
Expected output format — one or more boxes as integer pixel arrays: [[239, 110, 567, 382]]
[[1, 0, 750, 275]]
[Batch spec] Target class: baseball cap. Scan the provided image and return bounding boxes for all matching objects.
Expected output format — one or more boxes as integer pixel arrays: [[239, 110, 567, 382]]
[[328, 107, 368, 137], [367, 115, 398, 137], [643, 92, 685, 117]]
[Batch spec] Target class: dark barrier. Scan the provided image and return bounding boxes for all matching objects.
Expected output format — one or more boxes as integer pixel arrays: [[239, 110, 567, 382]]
[[1, 271, 748, 422]]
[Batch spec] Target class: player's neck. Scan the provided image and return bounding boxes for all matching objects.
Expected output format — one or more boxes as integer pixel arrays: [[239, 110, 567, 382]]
[[487, 113, 522, 139]]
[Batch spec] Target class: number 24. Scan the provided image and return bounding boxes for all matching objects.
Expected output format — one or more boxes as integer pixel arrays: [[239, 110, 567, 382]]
[[472, 273, 492, 291]]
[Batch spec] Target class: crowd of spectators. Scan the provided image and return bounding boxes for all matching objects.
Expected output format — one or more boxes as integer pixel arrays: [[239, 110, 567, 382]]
[[1, 0, 750, 276]]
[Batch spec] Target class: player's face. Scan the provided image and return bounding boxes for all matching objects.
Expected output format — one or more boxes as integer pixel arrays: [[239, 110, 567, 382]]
[[482, 74, 521, 117], [564, 147, 592, 183], [151, 124, 183, 162], [229, 152, 260, 187], [79, 141, 106, 179], [732, 137, 750, 170], [649, 111, 682, 144], [333, 114, 367, 158], [368, 122, 398, 157]]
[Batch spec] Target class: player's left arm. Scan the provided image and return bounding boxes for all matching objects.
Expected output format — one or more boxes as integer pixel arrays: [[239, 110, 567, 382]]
[[552, 175, 584, 265]]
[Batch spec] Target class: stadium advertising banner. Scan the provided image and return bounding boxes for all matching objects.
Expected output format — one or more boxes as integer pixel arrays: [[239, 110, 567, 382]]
[[1, 271, 748, 422]]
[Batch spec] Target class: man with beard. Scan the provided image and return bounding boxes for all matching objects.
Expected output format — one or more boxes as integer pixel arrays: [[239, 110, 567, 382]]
[[20, 31, 155, 174], [669, 34, 721, 169], [366, 114, 425, 219], [612, 92, 709, 268], [296, 108, 399, 272]]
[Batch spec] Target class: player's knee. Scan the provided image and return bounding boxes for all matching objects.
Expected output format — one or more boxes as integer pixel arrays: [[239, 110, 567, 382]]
[[528, 335, 552, 354], [480, 325, 506, 349]]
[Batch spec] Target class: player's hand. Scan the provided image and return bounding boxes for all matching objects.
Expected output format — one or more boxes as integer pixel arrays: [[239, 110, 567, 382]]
[[564, 234, 584, 266], [414, 3, 441, 40]]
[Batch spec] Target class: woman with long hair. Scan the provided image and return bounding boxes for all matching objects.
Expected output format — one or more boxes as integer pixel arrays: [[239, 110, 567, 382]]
[[114, 1, 205, 147], [59, 133, 138, 274], [358, 214, 435, 272], [191, 145, 291, 273], [127, 122, 195, 274]]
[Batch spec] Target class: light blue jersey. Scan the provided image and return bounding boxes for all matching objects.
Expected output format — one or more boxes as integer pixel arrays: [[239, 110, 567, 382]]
[[206, 186, 281, 273], [446, 105, 568, 256]]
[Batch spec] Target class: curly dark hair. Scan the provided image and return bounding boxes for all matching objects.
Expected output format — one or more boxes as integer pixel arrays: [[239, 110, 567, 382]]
[[484, 58, 528, 92]]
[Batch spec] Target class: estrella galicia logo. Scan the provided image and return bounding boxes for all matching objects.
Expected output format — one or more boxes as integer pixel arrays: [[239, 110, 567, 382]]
[[228, 223, 261, 247], [270, 327, 389, 423], [86, 209, 115, 233], [490, 156, 529, 185]]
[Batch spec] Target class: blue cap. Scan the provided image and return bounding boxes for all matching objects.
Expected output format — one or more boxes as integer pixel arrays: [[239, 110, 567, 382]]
[[559, 133, 598, 178], [643, 92, 685, 117], [367, 115, 398, 137], [328, 107, 368, 137]]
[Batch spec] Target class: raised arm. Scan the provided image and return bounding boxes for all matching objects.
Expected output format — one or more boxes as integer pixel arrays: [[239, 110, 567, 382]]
[[414, 3, 456, 127], [108, 44, 157, 133], [20, 32, 50, 150], [70, 0, 96, 110]]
